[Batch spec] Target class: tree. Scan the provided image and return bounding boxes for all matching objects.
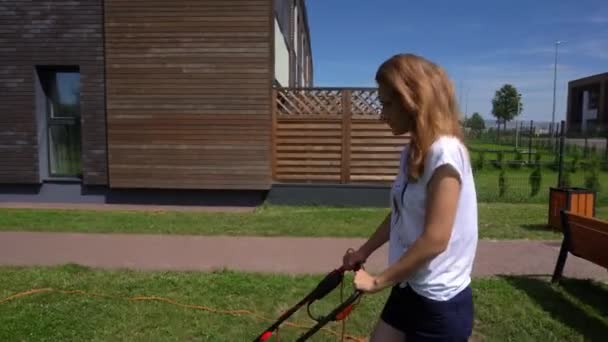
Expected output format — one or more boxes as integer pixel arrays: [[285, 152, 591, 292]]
[[466, 112, 486, 133], [491, 84, 523, 132]]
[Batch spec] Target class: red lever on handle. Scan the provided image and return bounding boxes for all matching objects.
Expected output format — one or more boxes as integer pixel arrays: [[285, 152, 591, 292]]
[[259, 331, 273, 341], [335, 304, 354, 321]]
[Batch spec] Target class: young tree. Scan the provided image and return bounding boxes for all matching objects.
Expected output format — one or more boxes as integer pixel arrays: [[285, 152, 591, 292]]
[[491, 84, 523, 133]]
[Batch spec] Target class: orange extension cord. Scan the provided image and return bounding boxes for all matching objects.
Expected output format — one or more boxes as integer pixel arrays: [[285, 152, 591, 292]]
[[0, 285, 366, 342]]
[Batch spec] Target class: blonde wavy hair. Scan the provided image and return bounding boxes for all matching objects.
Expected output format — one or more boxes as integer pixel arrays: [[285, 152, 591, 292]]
[[375, 53, 464, 181]]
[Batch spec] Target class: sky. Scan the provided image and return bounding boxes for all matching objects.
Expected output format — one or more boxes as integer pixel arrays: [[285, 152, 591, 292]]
[[305, 0, 608, 123]]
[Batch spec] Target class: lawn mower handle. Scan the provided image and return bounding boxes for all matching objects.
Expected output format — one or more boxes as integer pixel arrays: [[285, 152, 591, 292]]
[[253, 263, 361, 342]]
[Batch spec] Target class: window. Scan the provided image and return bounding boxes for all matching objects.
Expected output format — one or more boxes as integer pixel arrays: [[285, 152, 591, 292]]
[[588, 90, 599, 110], [37, 67, 82, 178]]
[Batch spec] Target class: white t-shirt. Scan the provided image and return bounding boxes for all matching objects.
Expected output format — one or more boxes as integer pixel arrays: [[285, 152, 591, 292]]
[[388, 135, 478, 301]]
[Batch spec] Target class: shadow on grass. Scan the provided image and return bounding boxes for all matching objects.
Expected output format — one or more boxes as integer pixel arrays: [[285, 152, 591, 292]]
[[503, 276, 608, 341], [559, 278, 608, 319]]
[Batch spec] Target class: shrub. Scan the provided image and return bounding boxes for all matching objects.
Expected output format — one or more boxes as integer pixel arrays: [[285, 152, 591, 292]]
[[529, 165, 542, 197], [570, 145, 580, 157], [571, 153, 579, 172], [474, 151, 485, 171], [499, 169, 508, 197], [548, 153, 560, 172], [585, 158, 601, 192], [561, 169, 572, 188], [510, 151, 523, 169], [492, 151, 504, 170]]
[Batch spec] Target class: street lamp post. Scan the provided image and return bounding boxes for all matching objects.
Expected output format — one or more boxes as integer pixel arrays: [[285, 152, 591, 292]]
[[551, 40, 565, 135]]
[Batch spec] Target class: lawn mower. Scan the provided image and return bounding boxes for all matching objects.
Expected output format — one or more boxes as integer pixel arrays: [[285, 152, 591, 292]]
[[253, 263, 363, 342]]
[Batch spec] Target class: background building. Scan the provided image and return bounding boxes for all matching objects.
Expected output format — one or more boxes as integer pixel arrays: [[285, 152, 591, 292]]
[[567, 72, 608, 134]]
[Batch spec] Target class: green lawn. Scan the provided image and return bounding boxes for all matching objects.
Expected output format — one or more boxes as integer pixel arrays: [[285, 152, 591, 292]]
[[467, 139, 559, 156], [2, 203, 604, 240], [467, 142, 521, 152], [1, 265, 606, 341]]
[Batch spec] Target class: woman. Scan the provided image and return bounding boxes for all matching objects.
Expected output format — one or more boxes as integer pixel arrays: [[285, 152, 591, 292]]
[[342, 53, 478, 341]]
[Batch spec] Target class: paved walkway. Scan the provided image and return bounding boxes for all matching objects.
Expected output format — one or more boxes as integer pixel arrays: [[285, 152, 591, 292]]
[[0, 232, 606, 280]]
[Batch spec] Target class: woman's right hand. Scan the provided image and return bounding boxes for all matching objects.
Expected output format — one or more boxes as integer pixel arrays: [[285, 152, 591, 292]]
[[342, 248, 368, 271]]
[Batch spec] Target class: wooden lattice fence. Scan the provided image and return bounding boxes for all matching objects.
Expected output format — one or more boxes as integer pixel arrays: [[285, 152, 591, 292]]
[[272, 88, 410, 184]]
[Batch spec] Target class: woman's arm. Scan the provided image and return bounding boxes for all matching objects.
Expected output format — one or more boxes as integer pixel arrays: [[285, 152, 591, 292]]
[[355, 164, 461, 292], [359, 212, 391, 258], [343, 213, 391, 269]]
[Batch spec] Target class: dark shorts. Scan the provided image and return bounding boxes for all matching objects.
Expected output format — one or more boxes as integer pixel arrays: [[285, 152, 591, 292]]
[[380, 284, 473, 341]]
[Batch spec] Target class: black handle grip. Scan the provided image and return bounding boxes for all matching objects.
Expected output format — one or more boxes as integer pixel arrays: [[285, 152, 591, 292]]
[[338, 261, 363, 273], [309, 270, 343, 302]]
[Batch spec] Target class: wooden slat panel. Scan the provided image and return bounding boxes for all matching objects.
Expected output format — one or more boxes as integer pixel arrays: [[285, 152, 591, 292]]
[[351, 167, 401, 174], [278, 167, 341, 173], [571, 193, 580, 213], [276, 174, 341, 181], [277, 152, 342, 159], [105, 0, 272, 190], [584, 194, 595, 217], [351, 160, 400, 167], [0, 0, 107, 185], [350, 175, 396, 182], [277, 123, 342, 130], [341, 91, 352, 183], [278, 160, 342, 166], [274, 117, 342, 182], [278, 130, 341, 137], [351, 146, 404, 152], [277, 146, 341, 152], [272, 88, 409, 185], [278, 138, 342, 145]]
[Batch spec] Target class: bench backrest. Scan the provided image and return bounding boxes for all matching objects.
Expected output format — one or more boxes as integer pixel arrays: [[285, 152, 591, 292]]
[[562, 211, 608, 268]]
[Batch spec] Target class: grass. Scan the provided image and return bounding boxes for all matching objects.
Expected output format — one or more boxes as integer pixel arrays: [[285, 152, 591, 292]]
[[467, 142, 521, 152], [3, 203, 606, 240], [467, 139, 559, 154], [1, 265, 606, 341]]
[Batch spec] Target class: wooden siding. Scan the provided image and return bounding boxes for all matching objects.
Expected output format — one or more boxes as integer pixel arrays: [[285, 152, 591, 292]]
[[105, 0, 273, 190], [274, 88, 409, 184], [0, 0, 107, 185]]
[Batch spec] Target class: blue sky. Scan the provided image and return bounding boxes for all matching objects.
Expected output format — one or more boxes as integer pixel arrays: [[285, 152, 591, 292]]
[[306, 0, 607, 123]]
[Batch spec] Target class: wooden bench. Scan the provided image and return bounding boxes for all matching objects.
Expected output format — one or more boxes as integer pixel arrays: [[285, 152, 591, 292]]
[[551, 210, 608, 283]]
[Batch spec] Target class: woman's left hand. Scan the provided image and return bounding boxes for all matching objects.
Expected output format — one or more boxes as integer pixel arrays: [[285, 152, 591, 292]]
[[353, 269, 382, 293]]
